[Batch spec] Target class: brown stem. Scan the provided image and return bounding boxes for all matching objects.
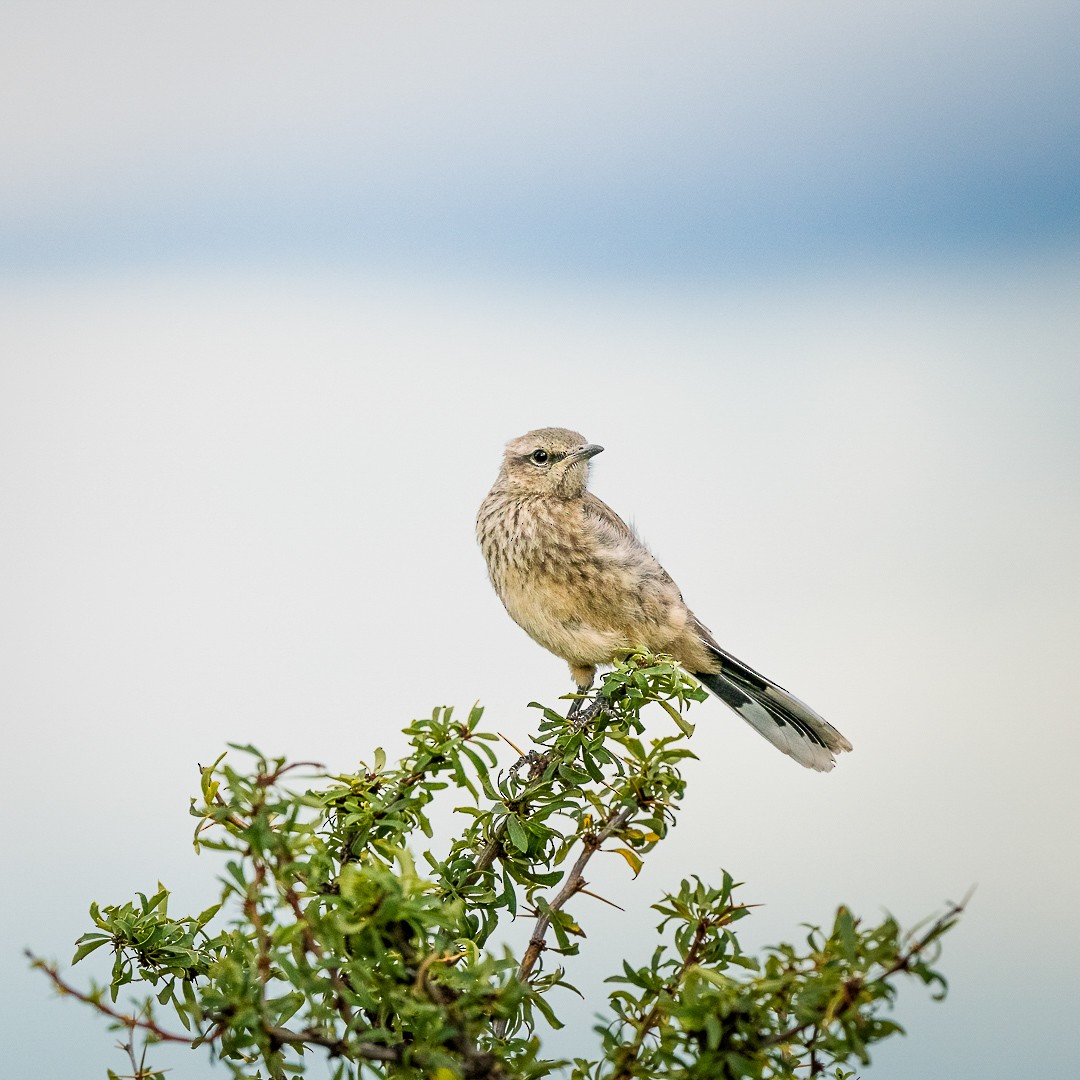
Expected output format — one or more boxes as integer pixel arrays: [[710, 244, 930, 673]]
[[517, 803, 635, 986], [260, 760, 325, 786], [488, 802, 635, 1042], [263, 1024, 398, 1061], [28, 953, 197, 1044], [29, 951, 403, 1066], [282, 880, 356, 1027]]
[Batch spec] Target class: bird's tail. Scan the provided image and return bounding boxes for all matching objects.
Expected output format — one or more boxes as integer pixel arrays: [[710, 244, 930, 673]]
[[692, 644, 852, 772]]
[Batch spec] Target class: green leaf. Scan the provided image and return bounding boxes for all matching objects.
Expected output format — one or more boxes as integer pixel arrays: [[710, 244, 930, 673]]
[[506, 814, 529, 854], [834, 905, 858, 961], [273, 991, 306, 1027], [657, 697, 696, 736], [557, 763, 592, 786], [195, 902, 223, 928], [71, 935, 111, 965]]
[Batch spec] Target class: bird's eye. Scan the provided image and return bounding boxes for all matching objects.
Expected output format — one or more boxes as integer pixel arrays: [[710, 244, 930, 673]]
[[530, 449, 549, 465]]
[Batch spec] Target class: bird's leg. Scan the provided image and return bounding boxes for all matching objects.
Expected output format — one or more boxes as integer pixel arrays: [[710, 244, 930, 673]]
[[566, 665, 597, 722], [566, 685, 591, 720], [566, 666, 613, 730]]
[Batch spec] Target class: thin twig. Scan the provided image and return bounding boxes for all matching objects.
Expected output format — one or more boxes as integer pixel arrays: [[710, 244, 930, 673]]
[[489, 802, 635, 1040], [263, 1024, 398, 1061], [578, 887, 625, 911], [497, 732, 527, 757], [28, 953, 195, 1045]]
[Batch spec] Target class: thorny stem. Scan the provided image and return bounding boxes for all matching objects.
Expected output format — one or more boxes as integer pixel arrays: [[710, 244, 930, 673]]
[[121, 1031, 157, 1080], [492, 802, 636, 1041]]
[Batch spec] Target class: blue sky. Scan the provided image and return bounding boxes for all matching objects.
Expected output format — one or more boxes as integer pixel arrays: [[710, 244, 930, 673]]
[[2, 5, 1079, 1080], [3, 2, 1079, 277]]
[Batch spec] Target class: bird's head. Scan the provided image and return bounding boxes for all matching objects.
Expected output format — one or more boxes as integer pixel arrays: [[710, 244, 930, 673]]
[[497, 427, 604, 498]]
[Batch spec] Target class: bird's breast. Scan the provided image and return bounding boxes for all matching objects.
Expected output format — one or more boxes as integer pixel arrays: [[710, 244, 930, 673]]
[[477, 491, 686, 665]]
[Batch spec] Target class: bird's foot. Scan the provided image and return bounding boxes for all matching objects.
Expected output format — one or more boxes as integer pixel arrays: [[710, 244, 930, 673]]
[[566, 693, 612, 732], [509, 750, 549, 782]]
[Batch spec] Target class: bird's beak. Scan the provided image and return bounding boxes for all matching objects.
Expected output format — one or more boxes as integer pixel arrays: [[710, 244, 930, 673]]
[[572, 444, 604, 461]]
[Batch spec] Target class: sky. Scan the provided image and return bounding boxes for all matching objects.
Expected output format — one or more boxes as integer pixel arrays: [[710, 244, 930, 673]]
[[2, 4, 1079, 1078]]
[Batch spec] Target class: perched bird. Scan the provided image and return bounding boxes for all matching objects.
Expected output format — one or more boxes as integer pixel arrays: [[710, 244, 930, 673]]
[[476, 427, 852, 772]]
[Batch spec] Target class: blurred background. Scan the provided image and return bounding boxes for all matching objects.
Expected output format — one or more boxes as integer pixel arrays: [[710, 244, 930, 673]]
[[2, 3, 1078, 1077]]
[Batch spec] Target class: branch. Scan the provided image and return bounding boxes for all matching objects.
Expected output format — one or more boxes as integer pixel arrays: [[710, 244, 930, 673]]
[[27, 952, 196, 1045], [610, 910, 727, 1080], [517, 803, 635, 986], [29, 952, 402, 1067], [489, 802, 634, 1041], [263, 1024, 398, 1062], [766, 896, 968, 1049], [453, 705, 603, 892]]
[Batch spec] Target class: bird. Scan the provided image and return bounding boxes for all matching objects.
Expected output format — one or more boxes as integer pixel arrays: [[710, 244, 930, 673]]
[[476, 427, 852, 772]]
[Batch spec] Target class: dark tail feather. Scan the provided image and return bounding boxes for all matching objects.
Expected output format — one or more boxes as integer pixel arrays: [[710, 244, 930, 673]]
[[692, 645, 852, 772]]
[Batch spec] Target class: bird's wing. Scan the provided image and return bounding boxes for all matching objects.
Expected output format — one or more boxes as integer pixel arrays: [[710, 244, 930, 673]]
[[582, 492, 688, 592], [581, 492, 641, 544]]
